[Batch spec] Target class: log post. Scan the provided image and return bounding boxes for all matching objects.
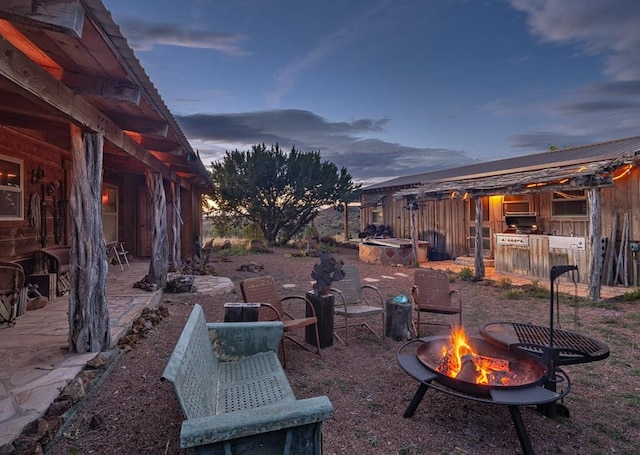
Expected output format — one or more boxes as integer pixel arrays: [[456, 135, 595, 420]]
[[142, 169, 169, 291], [169, 182, 182, 271], [474, 198, 485, 280], [68, 125, 110, 353], [587, 188, 602, 300]]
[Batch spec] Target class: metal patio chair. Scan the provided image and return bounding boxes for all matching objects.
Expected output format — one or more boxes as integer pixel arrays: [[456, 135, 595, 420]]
[[106, 241, 130, 271], [330, 265, 385, 345], [240, 276, 320, 367], [0, 261, 25, 327], [411, 268, 462, 337]]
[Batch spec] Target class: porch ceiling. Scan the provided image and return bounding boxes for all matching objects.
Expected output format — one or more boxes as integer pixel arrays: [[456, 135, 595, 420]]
[[0, 0, 210, 189]]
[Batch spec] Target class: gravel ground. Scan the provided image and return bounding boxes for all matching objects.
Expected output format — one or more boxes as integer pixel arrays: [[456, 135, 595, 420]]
[[46, 246, 640, 455]]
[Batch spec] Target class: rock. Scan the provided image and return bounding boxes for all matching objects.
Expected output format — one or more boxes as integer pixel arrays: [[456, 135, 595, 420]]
[[165, 275, 195, 293], [21, 419, 48, 442], [89, 414, 104, 430], [237, 262, 264, 272], [45, 400, 72, 417], [220, 239, 232, 249], [86, 354, 108, 369], [57, 377, 85, 403], [246, 239, 271, 253]]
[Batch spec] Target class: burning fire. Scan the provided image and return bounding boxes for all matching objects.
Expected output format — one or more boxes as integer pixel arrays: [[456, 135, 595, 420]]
[[436, 326, 511, 386]]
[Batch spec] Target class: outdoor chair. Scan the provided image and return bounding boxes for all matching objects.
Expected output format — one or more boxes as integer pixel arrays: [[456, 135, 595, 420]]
[[240, 276, 321, 367], [411, 268, 462, 337], [330, 265, 385, 345], [0, 261, 25, 327], [106, 241, 130, 271]]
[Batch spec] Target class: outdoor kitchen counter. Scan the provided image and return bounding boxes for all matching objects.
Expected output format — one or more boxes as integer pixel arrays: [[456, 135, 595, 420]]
[[494, 234, 588, 284]]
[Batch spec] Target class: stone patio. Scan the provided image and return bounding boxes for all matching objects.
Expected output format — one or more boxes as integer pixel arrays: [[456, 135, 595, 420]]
[[0, 260, 233, 448]]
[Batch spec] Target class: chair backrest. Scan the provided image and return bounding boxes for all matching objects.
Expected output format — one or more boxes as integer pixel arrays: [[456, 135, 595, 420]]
[[240, 276, 284, 321], [413, 269, 451, 308], [161, 304, 217, 419], [331, 265, 363, 305], [0, 262, 25, 295]]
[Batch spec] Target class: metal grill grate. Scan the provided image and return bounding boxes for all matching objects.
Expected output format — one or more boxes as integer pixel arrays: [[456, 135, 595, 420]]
[[513, 323, 607, 358]]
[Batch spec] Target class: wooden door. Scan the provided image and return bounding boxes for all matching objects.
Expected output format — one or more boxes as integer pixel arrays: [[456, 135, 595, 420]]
[[137, 188, 152, 257]]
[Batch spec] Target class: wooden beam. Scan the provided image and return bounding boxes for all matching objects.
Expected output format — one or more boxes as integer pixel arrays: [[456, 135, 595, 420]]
[[61, 71, 141, 105], [587, 188, 602, 300], [0, 35, 176, 181], [0, 0, 84, 37], [104, 112, 169, 138]]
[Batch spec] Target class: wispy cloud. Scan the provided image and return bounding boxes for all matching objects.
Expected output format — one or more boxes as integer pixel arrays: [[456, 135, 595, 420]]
[[118, 19, 249, 55], [508, 0, 640, 80], [176, 109, 469, 184], [267, 1, 393, 107]]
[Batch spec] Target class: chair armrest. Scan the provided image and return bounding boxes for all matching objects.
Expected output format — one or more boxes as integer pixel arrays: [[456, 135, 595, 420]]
[[180, 396, 333, 448], [207, 321, 283, 359], [361, 284, 384, 307], [280, 295, 317, 320]]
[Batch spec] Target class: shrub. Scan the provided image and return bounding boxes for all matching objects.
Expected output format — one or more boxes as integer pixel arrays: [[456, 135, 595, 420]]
[[458, 267, 473, 281]]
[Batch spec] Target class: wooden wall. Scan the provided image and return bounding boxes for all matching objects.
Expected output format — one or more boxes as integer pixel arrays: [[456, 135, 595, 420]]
[[362, 166, 640, 285], [0, 126, 71, 274]]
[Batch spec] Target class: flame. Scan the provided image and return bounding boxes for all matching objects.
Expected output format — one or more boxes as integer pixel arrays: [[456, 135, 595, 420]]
[[436, 326, 510, 386]]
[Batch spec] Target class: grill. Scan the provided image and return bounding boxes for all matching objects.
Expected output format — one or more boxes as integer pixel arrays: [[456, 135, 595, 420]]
[[481, 322, 610, 365], [504, 212, 539, 234]]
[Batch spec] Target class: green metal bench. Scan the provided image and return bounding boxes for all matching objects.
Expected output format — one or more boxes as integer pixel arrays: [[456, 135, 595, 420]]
[[162, 304, 333, 454]]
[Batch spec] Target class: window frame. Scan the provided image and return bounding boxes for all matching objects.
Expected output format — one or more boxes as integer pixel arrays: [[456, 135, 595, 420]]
[[551, 190, 588, 218], [0, 154, 24, 221]]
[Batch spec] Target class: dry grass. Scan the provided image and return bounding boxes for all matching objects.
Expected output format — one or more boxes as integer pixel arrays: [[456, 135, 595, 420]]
[[47, 246, 640, 455]]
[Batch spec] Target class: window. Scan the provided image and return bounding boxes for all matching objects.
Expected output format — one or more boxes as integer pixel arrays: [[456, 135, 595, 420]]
[[371, 205, 383, 224], [502, 195, 531, 216], [552, 190, 587, 217], [102, 185, 118, 242], [0, 155, 23, 220]]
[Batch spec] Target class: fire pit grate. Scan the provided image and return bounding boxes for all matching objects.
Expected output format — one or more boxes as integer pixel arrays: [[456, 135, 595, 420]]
[[481, 322, 610, 365]]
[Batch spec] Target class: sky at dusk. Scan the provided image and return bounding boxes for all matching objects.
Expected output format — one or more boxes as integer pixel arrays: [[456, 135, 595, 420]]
[[103, 0, 640, 187]]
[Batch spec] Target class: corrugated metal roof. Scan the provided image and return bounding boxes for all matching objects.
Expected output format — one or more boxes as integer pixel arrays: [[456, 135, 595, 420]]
[[363, 135, 640, 192]]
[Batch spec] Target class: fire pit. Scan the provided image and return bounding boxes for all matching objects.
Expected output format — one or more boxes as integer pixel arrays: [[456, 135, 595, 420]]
[[398, 328, 570, 455], [416, 329, 545, 398]]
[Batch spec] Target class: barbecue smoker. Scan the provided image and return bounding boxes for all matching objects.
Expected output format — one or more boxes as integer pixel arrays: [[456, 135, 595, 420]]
[[398, 265, 610, 455]]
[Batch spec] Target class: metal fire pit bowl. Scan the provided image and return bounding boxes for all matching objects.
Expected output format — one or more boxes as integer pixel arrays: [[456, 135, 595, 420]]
[[416, 335, 546, 397]]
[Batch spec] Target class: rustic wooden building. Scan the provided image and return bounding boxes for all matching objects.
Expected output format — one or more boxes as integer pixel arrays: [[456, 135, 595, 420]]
[[0, 1, 211, 344], [361, 136, 640, 298]]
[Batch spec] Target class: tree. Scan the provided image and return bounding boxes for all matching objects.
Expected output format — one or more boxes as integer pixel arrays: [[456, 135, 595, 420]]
[[209, 144, 358, 244]]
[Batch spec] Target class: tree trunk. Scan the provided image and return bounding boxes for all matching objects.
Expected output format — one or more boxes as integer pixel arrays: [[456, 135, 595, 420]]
[[68, 125, 110, 353], [587, 188, 602, 300], [142, 169, 169, 291], [474, 198, 485, 280], [169, 182, 182, 271]]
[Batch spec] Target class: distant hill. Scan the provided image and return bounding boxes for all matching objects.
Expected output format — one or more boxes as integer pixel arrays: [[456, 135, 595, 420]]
[[311, 206, 361, 240]]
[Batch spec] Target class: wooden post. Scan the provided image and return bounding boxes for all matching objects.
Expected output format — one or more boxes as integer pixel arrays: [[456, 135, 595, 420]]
[[474, 198, 485, 280], [587, 188, 602, 300], [68, 125, 110, 353], [143, 169, 169, 292], [410, 202, 419, 267], [169, 182, 182, 271], [343, 201, 350, 241]]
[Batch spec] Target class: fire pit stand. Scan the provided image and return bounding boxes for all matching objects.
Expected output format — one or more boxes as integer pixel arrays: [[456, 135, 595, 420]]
[[398, 339, 571, 455]]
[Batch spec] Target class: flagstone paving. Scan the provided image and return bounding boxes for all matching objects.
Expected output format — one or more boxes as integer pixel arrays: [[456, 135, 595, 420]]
[[0, 260, 233, 448]]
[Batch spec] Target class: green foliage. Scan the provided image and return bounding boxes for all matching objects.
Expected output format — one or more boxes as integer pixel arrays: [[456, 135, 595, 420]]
[[208, 143, 359, 244], [499, 277, 513, 289], [622, 288, 640, 301], [529, 280, 549, 298], [241, 222, 264, 240], [458, 267, 473, 281]]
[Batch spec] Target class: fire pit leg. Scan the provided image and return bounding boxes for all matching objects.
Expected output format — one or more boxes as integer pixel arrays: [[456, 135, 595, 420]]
[[508, 405, 534, 455], [403, 383, 430, 418]]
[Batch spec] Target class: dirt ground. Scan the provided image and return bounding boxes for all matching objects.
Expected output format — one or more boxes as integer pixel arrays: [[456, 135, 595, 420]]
[[46, 245, 640, 455]]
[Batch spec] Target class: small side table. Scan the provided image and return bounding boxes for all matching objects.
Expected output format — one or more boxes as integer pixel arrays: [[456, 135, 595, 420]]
[[305, 292, 334, 348]]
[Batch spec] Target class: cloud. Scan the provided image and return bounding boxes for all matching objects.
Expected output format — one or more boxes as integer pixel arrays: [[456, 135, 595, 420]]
[[176, 109, 469, 185], [117, 19, 249, 55], [508, 0, 640, 80]]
